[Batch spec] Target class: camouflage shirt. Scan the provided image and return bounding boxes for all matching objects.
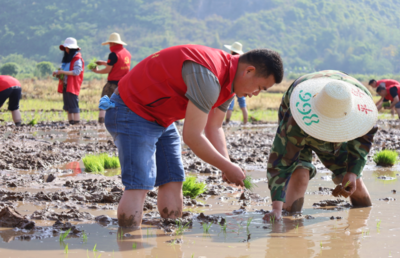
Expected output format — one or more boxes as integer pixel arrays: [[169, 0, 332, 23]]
[[267, 70, 377, 202]]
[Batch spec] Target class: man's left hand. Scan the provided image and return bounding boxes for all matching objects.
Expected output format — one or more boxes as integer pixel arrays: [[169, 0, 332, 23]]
[[341, 172, 357, 196]]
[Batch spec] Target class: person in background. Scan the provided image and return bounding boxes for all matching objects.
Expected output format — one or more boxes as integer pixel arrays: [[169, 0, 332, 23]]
[[0, 75, 22, 126], [91, 33, 131, 124], [369, 78, 400, 116], [52, 37, 84, 125], [376, 84, 400, 119], [224, 42, 248, 125]]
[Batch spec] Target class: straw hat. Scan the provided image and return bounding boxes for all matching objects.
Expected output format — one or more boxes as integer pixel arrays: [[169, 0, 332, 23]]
[[224, 42, 244, 55], [59, 37, 80, 50], [290, 77, 378, 143], [102, 33, 127, 46]]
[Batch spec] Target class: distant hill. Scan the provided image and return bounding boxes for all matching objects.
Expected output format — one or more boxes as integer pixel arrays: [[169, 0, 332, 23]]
[[1, 0, 400, 75]]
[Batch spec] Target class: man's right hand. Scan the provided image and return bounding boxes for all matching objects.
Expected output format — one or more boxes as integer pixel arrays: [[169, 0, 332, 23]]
[[221, 163, 245, 187], [263, 209, 282, 222]]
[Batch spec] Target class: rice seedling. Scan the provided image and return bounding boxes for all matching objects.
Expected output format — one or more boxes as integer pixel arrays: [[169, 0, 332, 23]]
[[87, 58, 98, 70], [175, 219, 190, 235], [320, 241, 322, 248], [220, 222, 227, 233], [243, 176, 257, 191], [28, 118, 37, 126], [118, 229, 124, 240], [376, 219, 381, 229], [81, 231, 88, 243], [270, 214, 276, 224], [344, 180, 350, 188], [182, 176, 206, 198], [246, 217, 253, 232], [59, 228, 71, 242], [82, 153, 120, 172], [64, 243, 69, 254], [373, 150, 398, 167], [202, 222, 212, 234], [57, 68, 65, 80], [132, 243, 137, 249]]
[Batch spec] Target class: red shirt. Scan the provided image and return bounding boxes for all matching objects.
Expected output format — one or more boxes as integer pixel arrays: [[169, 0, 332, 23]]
[[57, 52, 85, 95], [118, 45, 238, 127], [376, 79, 400, 89], [107, 45, 131, 82], [0, 75, 20, 92]]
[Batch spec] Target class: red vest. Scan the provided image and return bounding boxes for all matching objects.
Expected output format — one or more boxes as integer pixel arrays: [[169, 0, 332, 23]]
[[377, 79, 400, 89], [57, 52, 85, 95], [118, 45, 238, 127], [108, 45, 131, 81], [0, 75, 20, 92], [385, 85, 400, 102]]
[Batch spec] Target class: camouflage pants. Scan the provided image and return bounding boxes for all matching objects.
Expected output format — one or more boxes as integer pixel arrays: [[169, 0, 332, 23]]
[[101, 81, 118, 98], [296, 144, 350, 185]]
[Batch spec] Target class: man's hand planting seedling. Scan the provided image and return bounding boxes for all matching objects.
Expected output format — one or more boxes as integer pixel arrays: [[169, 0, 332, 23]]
[[332, 172, 357, 198], [243, 176, 257, 191]]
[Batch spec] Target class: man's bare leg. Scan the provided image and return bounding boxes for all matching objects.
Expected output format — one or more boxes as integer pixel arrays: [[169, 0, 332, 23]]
[[349, 178, 372, 207], [241, 107, 248, 125], [282, 168, 310, 213], [158, 182, 183, 219], [395, 108, 400, 119], [225, 110, 233, 124], [67, 112, 73, 123], [11, 110, 21, 124], [117, 189, 148, 228]]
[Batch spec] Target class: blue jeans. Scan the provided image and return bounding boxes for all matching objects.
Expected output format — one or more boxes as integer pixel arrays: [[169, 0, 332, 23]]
[[105, 94, 185, 190], [228, 96, 246, 111]]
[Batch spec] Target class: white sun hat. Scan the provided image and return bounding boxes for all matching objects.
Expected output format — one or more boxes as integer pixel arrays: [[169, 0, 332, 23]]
[[224, 42, 244, 55], [59, 37, 80, 50], [102, 33, 127, 46], [290, 77, 378, 143]]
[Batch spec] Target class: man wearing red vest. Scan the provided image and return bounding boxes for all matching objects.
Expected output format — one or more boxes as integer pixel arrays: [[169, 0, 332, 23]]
[[91, 33, 131, 124], [376, 84, 400, 119], [52, 37, 84, 125], [369, 78, 400, 116], [0, 75, 22, 126], [101, 45, 284, 228]]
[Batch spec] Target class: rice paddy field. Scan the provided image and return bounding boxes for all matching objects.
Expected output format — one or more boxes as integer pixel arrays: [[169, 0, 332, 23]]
[[0, 78, 399, 258]]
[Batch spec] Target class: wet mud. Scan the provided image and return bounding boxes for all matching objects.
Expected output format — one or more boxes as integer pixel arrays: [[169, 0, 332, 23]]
[[0, 120, 399, 257]]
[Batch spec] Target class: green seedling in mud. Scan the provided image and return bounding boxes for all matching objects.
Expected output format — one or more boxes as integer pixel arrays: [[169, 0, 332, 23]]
[[132, 242, 137, 249], [82, 231, 88, 243], [182, 176, 206, 198], [83, 153, 120, 172], [28, 118, 37, 126], [243, 176, 257, 191], [59, 228, 71, 242], [376, 219, 381, 230], [246, 217, 253, 232], [295, 222, 299, 231], [87, 58, 98, 70], [320, 241, 322, 248], [270, 215, 276, 224], [373, 150, 398, 167], [118, 229, 124, 240], [220, 222, 227, 233], [203, 222, 212, 234], [64, 243, 69, 254], [175, 220, 190, 236]]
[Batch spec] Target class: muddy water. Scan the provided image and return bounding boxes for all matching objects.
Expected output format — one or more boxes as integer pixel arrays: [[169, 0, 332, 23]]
[[0, 122, 399, 257]]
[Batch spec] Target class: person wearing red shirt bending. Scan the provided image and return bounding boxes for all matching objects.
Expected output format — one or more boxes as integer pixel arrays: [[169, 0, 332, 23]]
[[369, 79, 400, 117], [0, 75, 22, 126], [376, 84, 400, 119], [99, 45, 284, 228], [91, 33, 131, 124]]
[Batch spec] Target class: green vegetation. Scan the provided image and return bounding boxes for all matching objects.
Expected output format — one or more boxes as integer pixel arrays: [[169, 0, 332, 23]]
[[243, 176, 257, 191], [59, 228, 71, 242], [132, 243, 137, 249], [373, 150, 398, 167], [87, 58, 98, 70], [3, 0, 400, 75], [64, 244, 69, 254], [83, 153, 120, 172], [175, 219, 190, 236], [81, 231, 88, 243], [202, 222, 212, 234], [182, 176, 206, 198], [28, 118, 37, 126], [0, 62, 19, 76], [35, 61, 55, 78], [344, 180, 350, 188]]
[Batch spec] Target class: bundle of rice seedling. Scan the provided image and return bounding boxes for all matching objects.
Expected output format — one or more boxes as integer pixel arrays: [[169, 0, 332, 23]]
[[28, 118, 37, 126], [57, 68, 65, 80], [182, 176, 206, 198], [83, 153, 120, 172], [87, 58, 98, 70], [373, 149, 398, 167], [243, 176, 257, 191]]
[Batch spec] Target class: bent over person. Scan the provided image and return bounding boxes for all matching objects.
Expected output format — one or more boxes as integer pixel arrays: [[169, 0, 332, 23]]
[[101, 45, 284, 228], [91, 33, 131, 123], [0, 75, 22, 126], [264, 71, 378, 221]]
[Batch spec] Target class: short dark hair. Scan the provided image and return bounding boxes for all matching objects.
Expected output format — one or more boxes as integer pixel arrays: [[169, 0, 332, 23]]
[[376, 85, 386, 93], [239, 49, 284, 84], [368, 79, 376, 85]]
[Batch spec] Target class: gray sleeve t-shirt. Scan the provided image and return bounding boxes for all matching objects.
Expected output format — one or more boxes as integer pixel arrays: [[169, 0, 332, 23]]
[[182, 61, 234, 114]]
